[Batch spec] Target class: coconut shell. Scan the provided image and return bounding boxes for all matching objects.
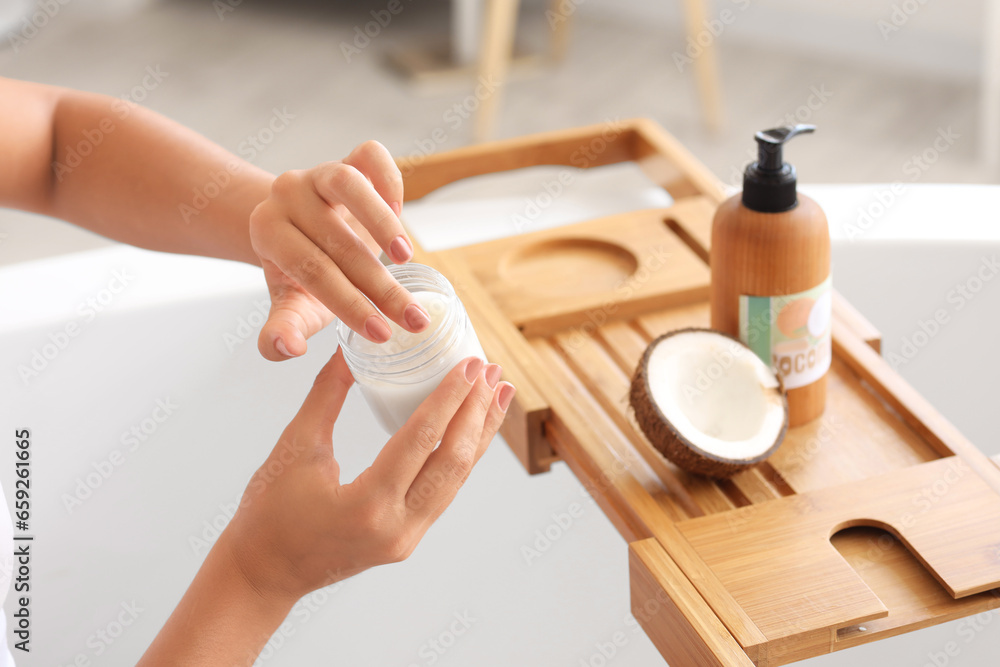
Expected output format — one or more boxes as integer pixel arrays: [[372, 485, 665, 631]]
[[629, 328, 788, 479]]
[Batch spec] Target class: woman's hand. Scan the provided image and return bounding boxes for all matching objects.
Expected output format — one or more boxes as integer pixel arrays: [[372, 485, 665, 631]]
[[249, 140, 431, 361], [139, 352, 514, 666], [223, 351, 515, 601], [0, 81, 424, 360]]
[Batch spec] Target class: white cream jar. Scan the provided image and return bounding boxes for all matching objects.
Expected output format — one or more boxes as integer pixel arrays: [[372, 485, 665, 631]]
[[338, 263, 487, 433]]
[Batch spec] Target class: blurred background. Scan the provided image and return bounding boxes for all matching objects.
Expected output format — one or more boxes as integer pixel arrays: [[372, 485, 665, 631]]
[[1, 0, 995, 258], [2, 1, 999, 666], [0, 0, 993, 185]]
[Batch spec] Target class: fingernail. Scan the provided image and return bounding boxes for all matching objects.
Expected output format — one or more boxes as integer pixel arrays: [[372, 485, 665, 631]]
[[498, 383, 516, 411], [364, 315, 392, 343], [391, 201, 402, 217], [404, 303, 431, 331], [465, 358, 484, 383], [389, 235, 412, 263], [275, 338, 293, 358], [485, 363, 502, 388]]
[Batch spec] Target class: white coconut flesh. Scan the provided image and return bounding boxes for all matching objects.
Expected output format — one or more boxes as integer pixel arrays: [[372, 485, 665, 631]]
[[645, 332, 785, 461]]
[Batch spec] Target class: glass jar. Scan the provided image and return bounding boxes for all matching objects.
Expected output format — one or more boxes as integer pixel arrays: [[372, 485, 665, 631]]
[[338, 263, 487, 433]]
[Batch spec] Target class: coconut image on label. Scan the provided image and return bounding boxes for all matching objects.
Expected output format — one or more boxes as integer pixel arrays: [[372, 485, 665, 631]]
[[629, 328, 789, 478], [777, 297, 814, 338]]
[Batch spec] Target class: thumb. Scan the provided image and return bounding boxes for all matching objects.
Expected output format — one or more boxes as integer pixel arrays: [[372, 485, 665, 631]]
[[258, 260, 334, 361], [259, 303, 310, 361]]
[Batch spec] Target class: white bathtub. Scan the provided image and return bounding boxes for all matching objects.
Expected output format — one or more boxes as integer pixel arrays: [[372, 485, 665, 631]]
[[0, 243, 659, 666]]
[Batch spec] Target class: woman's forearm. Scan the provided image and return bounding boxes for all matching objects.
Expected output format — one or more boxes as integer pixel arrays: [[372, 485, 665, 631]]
[[47, 89, 273, 265], [4, 78, 272, 265], [137, 529, 295, 666], [2, 77, 430, 356]]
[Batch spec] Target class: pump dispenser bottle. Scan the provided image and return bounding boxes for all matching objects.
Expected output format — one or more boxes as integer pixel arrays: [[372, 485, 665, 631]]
[[710, 125, 831, 427]]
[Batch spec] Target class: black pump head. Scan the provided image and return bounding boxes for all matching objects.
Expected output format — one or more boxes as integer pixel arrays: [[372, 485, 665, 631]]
[[742, 124, 815, 213]]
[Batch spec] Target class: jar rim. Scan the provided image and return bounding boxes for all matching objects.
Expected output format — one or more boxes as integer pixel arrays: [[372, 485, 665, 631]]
[[337, 263, 463, 382]]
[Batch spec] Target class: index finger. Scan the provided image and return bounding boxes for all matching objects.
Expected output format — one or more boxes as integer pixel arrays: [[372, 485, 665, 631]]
[[369, 357, 484, 494], [341, 141, 411, 263], [284, 348, 356, 454], [343, 140, 404, 217]]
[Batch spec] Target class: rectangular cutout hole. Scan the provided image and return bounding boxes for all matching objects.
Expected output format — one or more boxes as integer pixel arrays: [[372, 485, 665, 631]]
[[665, 218, 709, 264], [716, 479, 752, 508], [836, 623, 869, 640]]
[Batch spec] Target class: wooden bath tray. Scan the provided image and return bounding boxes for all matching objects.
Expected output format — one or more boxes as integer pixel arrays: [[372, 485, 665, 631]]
[[397, 120, 1000, 666]]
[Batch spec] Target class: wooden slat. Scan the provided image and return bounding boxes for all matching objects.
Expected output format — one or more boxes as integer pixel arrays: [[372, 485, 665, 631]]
[[630, 539, 757, 667], [398, 120, 638, 201], [594, 320, 651, 374], [728, 467, 786, 505], [551, 331, 707, 521], [545, 421, 654, 548], [634, 302, 713, 340], [588, 322, 738, 516], [532, 338, 686, 520]]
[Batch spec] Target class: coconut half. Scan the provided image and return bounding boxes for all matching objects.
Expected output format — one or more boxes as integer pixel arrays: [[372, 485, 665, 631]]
[[630, 328, 788, 478]]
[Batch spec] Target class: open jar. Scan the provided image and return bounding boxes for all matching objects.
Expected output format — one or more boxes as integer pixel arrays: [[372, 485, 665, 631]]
[[338, 263, 487, 433]]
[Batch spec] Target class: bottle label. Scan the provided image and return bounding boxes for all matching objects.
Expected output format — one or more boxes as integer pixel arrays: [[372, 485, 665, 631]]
[[739, 276, 832, 390]]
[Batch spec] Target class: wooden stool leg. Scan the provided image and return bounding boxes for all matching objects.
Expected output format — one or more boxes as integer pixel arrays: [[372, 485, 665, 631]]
[[548, 0, 571, 62], [680, 0, 724, 132], [473, 0, 520, 144]]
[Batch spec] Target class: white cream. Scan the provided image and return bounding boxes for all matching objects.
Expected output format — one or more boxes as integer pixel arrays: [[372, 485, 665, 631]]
[[341, 282, 487, 434], [349, 291, 453, 357]]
